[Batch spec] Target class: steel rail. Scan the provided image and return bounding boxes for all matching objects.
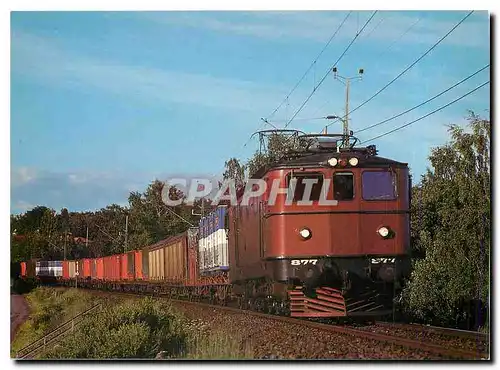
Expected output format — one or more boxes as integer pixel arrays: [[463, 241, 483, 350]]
[[375, 321, 489, 340]]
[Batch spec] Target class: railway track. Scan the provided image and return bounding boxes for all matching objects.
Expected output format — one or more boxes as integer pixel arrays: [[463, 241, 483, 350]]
[[85, 289, 488, 360], [375, 321, 489, 340]]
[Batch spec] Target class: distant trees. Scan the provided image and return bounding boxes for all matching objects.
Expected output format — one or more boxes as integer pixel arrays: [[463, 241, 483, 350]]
[[403, 112, 490, 328], [10, 181, 204, 262]]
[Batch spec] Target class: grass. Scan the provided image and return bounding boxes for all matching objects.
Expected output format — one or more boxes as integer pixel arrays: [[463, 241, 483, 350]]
[[13, 288, 253, 360], [184, 331, 253, 360], [11, 287, 102, 357]]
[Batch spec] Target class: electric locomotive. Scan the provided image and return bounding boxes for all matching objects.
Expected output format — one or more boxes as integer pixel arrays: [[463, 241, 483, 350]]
[[227, 130, 411, 317]]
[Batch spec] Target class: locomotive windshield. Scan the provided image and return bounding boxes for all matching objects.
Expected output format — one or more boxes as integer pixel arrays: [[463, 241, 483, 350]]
[[287, 173, 324, 202], [333, 172, 354, 200], [362, 171, 397, 200]]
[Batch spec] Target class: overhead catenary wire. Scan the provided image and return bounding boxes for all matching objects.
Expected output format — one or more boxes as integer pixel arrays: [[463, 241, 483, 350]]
[[283, 11, 378, 129], [264, 11, 353, 122], [244, 11, 352, 149], [325, 10, 475, 130], [310, 16, 422, 119], [355, 64, 490, 134], [363, 81, 489, 143]]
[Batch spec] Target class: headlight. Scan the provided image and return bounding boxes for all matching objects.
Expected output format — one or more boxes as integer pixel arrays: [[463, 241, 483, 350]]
[[377, 226, 390, 237], [349, 157, 359, 166], [299, 228, 312, 239], [327, 157, 337, 167]]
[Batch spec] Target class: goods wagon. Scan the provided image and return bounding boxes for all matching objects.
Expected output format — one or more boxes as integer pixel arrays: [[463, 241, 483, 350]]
[[142, 247, 149, 280], [63, 261, 70, 279], [103, 255, 121, 281], [68, 261, 77, 278], [36, 261, 62, 277], [77, 260, 84, 278], [134, 250, 143, 280], [91, 259, 97, 279], [62, 260, 77, 278], [21, 260, 37, 278], [20, 262, 27, 277], [96, 258, 104, 280], [119, 252, 135, 280], [148, 234, 188, 282], [198, 206, 229, 274], [82, 259, 92, 278], [120, 254, 128, 280], [127, 251, 135, 280]]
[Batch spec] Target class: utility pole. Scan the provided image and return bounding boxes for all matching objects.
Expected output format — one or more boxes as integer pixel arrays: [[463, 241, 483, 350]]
[[64, 232, 67, 261], [332, 67, 364, 147], [86, 226, 89, 249]]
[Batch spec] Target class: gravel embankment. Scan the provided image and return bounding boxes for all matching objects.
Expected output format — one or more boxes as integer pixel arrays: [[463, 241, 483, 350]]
[[355, 324, 488, 355], [171, 302, 451, 360]]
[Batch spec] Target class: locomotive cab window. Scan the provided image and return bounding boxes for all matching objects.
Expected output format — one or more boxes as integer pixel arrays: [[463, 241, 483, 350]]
[[287, 173, 324, 202], [333, 172, 354, 200], [362, 170, 397, 200]]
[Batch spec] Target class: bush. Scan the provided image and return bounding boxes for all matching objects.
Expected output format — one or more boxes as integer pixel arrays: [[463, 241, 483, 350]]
[[11, 287, 99, 356], [43, 298, 187, 359]]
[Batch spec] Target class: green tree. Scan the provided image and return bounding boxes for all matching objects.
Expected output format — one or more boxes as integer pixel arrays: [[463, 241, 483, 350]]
[[403, 112, 490, 328], [223, 158, 246, 189], [246, 132, 299, 177]]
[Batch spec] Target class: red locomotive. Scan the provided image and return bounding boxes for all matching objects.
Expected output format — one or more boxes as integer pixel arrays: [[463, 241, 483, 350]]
[[18, 131, 411, 318], [228, 131, 411, 317]]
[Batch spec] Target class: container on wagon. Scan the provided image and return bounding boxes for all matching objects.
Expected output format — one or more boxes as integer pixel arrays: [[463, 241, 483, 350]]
[[134, 250, 143, 280], [36, 261, 63, 277], [25, 259, 38, 278], [127, 251, 135, 280], [77, 260, 84, 278], [142, 247, 149, 280], [82, 258, 92, 278], [90, 259, 97, 279], [96, 258, 104, 280], [68, 261, 77, 278], [103, 255, 121, 281], [119, 254, 128, 280], [62, 260, 70, 279], [148, 234, 188, 283], [198, 206, 229, 275]]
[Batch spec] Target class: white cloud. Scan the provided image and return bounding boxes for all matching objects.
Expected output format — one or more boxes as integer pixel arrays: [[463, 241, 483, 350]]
[[11, 31, 316, 117], [10, 167, 159, 214], [11, 167, 38, 186]]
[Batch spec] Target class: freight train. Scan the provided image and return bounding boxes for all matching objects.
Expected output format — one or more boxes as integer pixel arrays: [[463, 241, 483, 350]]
[[19, 131, 411, 318]]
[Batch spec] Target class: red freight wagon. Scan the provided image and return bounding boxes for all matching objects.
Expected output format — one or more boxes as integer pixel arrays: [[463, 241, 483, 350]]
[[96, 258, 104, 280], [83, 258, 92, 278], [90, 259, 97, 279], [120, 254, 129, 280], [62, 260, 70, 279], [127, 251, 135, 280], [134, 250, 143, 280], [103, 255, 121, 281], [77, 260, 84, 278]]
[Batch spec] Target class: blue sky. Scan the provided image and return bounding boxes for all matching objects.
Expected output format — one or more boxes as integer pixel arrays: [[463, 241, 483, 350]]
[[10, 11, 490, 214]]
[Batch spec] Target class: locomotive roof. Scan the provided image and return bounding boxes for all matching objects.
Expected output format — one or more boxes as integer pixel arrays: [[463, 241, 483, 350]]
[[251, 149, 408, 179]]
